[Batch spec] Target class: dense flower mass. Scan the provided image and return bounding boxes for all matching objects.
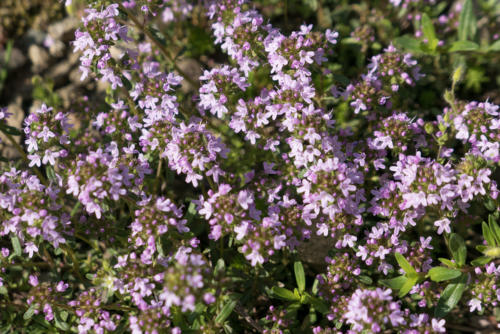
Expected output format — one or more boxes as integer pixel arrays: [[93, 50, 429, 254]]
[[0, 0, 499, 333]]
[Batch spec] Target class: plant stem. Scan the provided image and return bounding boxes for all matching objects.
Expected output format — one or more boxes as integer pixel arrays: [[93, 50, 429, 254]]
[[119, 5, 199, 90], [0, 128, 48, 186]]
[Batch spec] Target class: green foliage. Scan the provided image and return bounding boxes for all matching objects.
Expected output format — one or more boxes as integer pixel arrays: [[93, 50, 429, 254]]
[[435, 274, 468, 318]]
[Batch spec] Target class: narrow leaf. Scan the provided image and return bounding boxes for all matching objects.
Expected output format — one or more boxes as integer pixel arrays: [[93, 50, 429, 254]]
[[438, 258, 457, 268], [398, 275, 418, 297], [476, 245, 488, 252], [449, 233, 467, 266], [23, 305, 36, 320], [449, 40, 479, 52], [435, 274, 468, 317], [394, 36, 423, 53], [357, 275, 372, 285], [307, 296, 329, 314], [380, 276, 407, 290], [294, 261, 306, 293], [458, 0, 477, 41], [10, 235, 21, 257], [272, 287, 300, 301], [215, 299, 237, 324], [421, 13, 438, 51], [471, 256, 493, 266], [482, 222, 496, 247], [428, 267, 461, 282], [395, 253, 416, 274], [484, 247, 500, 258], [488, 40, 500, 52], [489, 216, 500, 245]]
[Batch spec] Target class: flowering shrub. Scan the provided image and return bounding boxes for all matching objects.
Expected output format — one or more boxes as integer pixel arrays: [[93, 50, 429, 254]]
[[1, 0, 500, 332]]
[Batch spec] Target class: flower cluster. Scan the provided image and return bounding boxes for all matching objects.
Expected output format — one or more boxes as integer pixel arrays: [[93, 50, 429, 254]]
[[1, 0, 499, 333]]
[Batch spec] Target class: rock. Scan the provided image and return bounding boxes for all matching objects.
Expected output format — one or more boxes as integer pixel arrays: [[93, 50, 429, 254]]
[[0, 97, 24, 160], [29, 101, 43, 115], [68, 51, 80, 66], [69, 67, 91, 86], [0, 47, 27, 71], [22, 29, 47, 47], [56, 84, 84, 108], [28, 45, 50, 73], [48, 39, 66, 58], [47, 17, 79, 43], [47, 61, 73, 87], [96, 79, 110, 93]]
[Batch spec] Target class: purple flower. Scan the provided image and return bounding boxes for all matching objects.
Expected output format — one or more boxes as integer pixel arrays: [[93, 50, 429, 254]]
[[434, 218, 451, 235], [238, 190, 253, 210]]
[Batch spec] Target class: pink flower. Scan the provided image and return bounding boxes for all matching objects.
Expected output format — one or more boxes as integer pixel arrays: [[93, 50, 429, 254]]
[[431, 319, 446, 333], [24, 242, 38, 258], [468, 298, 482, 312], [237, 190, 253, 210], [434, 218, 451, 234]]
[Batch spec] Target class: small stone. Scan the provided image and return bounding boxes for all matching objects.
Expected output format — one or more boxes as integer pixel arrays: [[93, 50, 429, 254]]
[[47, 61, 73, 87], [0, 97, 24, 160], [22, 29, 47, 47], [0, 48, 27, 71], [28, 45, 50, 73], [48, 39, 66, 58], [69, 67, 90, 86], [47, 17, 79, 43], [56, 84, 84, 108]]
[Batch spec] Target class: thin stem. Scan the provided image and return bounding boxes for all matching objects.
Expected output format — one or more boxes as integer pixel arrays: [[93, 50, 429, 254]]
[[155, 158, 162, 194], [0, 128, 48, 186], [119, 5, 199, 89]]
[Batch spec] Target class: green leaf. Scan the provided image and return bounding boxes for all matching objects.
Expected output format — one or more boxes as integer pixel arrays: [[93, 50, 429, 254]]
[[488, 40, 500, 52], [307, 295, 329, 314], [449, 233, 467, 267], [476, 245, 488, 252], [380, 276, 407, 290], [294, 261, 306, 293], [484, 247, 500, 258], [435, 274, 468, 317], [271, 287, 300, 301], [421, 13, 438, 51], [0, 124, 22, 136], [395, 253, 416, 274], [122, 75, 132, 90], [394, 36, 423, 53], [471, 256, 493, 266], [398, 274, 418, 297], [70, 201, 81, 218], [357, 275, 372, 285], [482, 222, 496, 247], [23, 305, 36, 320], [54, 310, 70, 331], [484, 198, 500, 211], [10, 235, 21, 257], [449, 40, 479, 52], [214, 258, 225, 274], [489, 216, 500, 245], [215, 299, 237, 324], [458, 0, 477, 41], [312, 278, 319, 295], [428, 267, 462, 282], [46, 166, 58, 183], [438, 258, 457, 268]]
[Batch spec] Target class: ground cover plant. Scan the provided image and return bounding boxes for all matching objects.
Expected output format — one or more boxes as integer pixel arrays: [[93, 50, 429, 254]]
[[0, 0, 500, 332]]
